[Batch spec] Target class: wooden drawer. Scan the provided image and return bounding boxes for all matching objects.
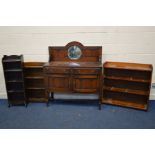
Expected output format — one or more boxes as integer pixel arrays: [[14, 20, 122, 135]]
[[73, 68, 100, 75], [44, 67, 70, 74]]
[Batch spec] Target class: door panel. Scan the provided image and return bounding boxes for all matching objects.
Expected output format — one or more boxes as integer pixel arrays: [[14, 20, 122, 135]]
[[48, 75, 71, 92], [73, 75, 99, 93]]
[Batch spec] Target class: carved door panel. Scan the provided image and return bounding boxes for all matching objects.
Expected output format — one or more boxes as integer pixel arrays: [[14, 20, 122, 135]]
[[73, 75, 99, 93], [48, 74, 71, 92]]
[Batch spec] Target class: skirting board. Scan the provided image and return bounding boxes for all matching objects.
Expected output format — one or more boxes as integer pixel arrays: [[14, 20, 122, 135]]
[[0, 88, 155, 100]]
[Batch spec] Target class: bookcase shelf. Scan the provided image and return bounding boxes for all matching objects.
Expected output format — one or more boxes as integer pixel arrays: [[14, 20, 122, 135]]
[[7, 80, 23, 83], [8, 90, 24, 93], [4, 69, 22, 72], [28, 98, 47, 102], [102, 62, 153, 110], [104, 61, 152, 71], [26, 87, 45, 90], [3, 59, 21, 62], [104, 76, 150, 83], [24, 62, 47, 103], [2, 55, 22, 62], [2, 55, 27, 107], [102, 98, 147, 110], [25, 76, 44, 79], [103, 86, 149, 96]]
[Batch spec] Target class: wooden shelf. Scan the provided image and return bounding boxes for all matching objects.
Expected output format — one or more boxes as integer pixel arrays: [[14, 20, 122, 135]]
[[2, 55, 22, 63], [26, 87, 45, 90], [24, 73, 44, 77], [28, 98, 47, 102], [104, 61, 153, 71], [8, 90, 24, 93], [24, 66, 43, 69], [102, 98, 147, 110], [104, 76, 150, 83], [24, 62, 44, 68], [4, 69, 22, 72], [103, 86, 149, 96], [7, 80, 23, 83], [8, 100, 26, 105], [3, 59, 21, 62], [25, 76, 44, 79]]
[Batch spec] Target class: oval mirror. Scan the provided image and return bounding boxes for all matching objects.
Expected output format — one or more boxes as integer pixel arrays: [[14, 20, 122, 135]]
[[68, 46, 82, 60]]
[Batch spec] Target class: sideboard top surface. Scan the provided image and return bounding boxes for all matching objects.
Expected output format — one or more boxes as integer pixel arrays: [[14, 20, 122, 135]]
[[44, 61, 102, 68]]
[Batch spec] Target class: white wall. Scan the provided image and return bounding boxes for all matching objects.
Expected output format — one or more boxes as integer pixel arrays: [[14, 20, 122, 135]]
[[0, 26, 155, 99]]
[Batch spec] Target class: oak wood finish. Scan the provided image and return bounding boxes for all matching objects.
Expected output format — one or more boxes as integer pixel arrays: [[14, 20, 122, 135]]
[[44, 41, 102, 108], [2, 55, 27, 107], [102, 61, 153, 110], [24, 62, 47, 104], [49, 41, 102, 62]]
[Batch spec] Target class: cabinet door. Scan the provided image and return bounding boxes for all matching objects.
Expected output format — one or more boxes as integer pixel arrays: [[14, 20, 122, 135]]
[[73, 75, 99, 93], [48, 74, 71, 92]]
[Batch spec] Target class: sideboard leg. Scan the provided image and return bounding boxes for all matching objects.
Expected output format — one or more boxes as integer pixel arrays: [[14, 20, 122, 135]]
[[49, 92, 54, 105], [45, 90, 50, 107], [51, 92, 54, 100]]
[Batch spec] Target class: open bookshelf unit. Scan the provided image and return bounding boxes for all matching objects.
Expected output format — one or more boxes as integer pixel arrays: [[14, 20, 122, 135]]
[[24, 62, 47, 103], [2, 55, 27, 107], [102, 62, 153, 110]]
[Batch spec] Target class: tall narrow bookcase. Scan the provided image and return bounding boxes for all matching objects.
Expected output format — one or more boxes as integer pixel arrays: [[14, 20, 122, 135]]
[[24, 62, 47, 104], [102, 62, 153, 110], [2, 55, 27, 107]]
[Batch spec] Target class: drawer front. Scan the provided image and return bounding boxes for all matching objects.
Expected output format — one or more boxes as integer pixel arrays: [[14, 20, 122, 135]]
[[73, 68, 100, 75], [44, 67, 70, 74]]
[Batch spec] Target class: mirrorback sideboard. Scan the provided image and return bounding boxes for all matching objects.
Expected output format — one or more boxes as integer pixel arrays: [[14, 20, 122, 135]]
[[43, 41, 103, 109]]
